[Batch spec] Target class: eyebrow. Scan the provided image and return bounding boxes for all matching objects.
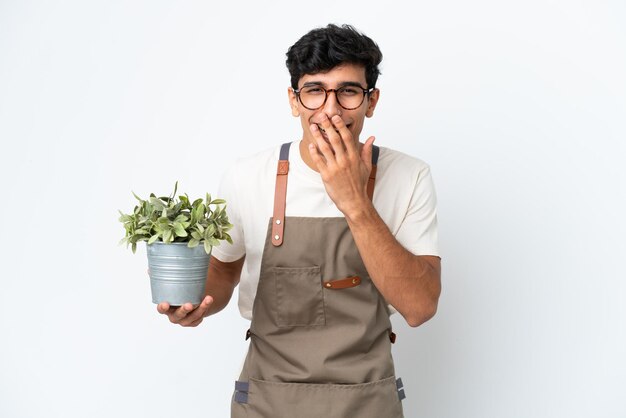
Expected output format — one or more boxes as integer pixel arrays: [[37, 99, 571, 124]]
[[301, 81, 366, 89]]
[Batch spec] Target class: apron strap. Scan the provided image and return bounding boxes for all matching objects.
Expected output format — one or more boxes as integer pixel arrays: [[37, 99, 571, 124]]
[[271, 142, 291, 247], [271, 142, 380, 247], [367, 145, 380, 201]]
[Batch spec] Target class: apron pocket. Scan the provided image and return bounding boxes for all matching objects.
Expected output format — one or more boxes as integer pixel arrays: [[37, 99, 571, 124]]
[[272, 265, 325, 327], [247, 376, 403, 418]]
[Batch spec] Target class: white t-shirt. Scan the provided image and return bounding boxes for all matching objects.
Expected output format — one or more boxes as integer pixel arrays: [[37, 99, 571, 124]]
[[212, 140, 439, 321]]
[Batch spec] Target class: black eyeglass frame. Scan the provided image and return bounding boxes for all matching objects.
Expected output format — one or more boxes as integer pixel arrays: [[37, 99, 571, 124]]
[[293, 85, 375, 110]]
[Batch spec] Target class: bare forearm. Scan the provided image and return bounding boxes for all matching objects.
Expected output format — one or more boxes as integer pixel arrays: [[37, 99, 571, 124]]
[[345, 202, 441, 327], [204, 279, 235, 316], [203, 255, 244, 316]]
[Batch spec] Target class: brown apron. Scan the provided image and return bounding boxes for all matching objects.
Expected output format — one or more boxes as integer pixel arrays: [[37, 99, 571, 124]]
[[231, 142, 405, 418]]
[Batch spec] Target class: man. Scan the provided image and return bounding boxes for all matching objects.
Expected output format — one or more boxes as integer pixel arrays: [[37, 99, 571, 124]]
[[157, 24, 441, 418]]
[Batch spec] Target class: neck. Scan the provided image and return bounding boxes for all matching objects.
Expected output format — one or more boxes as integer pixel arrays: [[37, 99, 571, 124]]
[[299, 139, 318, 172]]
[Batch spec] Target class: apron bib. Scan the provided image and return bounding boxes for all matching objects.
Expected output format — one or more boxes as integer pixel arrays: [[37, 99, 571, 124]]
[[231, 142, 405, 418]]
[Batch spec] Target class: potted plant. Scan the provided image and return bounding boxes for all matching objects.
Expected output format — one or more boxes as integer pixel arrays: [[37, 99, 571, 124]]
[[118, 182, 233, 306]]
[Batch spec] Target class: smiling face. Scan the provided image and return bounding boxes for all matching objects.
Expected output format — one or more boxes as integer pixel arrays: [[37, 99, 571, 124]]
[[288, 63, 380, 156]]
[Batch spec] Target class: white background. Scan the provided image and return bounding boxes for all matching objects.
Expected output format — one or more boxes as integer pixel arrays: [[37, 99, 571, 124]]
[[1, 1, 625, 417]]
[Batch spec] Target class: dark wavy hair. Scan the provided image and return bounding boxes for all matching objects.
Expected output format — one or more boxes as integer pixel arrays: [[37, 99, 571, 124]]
[[286, 24, 383, 90]]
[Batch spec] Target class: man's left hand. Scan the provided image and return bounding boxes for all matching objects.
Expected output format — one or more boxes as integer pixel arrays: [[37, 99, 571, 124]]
[[308, 114, 375, 216]]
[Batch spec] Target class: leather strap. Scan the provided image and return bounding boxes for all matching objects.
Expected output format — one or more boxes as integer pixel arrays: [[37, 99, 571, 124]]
[[271, 142, 380, 247], [271, 143, 291, 247], [323, 276, 361, 289], [366, 145, 380, 201]]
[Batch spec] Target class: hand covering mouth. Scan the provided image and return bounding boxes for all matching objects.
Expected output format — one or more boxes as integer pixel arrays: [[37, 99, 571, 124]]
[[316, 123, 350, 134]]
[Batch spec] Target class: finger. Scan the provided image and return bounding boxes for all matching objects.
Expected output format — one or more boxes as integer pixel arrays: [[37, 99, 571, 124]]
[[361, 136, 375, 170], [309, 123, 336, 165], [330, 115, 354, 159], [308, 142, 328, 172], [319, 115, 346, 160], [173, 302, 194, 321], [179, 296, 214, 326], [157, 302, 171, 314]]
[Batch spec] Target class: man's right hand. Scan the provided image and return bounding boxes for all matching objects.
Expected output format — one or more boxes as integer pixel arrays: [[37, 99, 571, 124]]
[[156, 296, 214, 327]]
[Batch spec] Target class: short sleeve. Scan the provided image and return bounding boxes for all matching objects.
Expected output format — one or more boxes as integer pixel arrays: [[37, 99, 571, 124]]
[[393, 164, 440, 257], [211, 164, 246, 262]]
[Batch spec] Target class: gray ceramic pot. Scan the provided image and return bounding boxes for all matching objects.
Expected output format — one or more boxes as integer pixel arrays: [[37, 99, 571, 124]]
[[146, 242, 210, 306]]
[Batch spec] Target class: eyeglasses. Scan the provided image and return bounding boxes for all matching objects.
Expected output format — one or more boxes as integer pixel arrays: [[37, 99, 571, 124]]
[[294, 84, 374, 110]]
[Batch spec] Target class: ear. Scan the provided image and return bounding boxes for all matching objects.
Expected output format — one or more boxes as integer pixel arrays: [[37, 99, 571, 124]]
[[288, 87, 300, 117], [365, 88, 380, 118]]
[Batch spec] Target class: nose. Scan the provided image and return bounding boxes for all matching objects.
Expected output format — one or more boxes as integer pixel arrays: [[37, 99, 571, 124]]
[[322, 89, 342, 118]]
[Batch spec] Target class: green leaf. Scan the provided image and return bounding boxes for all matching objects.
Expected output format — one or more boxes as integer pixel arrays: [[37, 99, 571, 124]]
[[163, 229, 172, 243], [191, 231, 202, 240], [174, 214, 188, 223], [188, 238, 200, 248], [170, 181, 178, 202], [148, 235, 159, 244], [149, 197, 166, 209], [118, 210, 133, 222], [132, 191, 144, 202], [191, 203, 205, 223], [210, 198, 226, 205], [118, 214, 132, 223], [173, 223, 188, 237], [131, 242, 137, 253], [203, 240, 212, 255]]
